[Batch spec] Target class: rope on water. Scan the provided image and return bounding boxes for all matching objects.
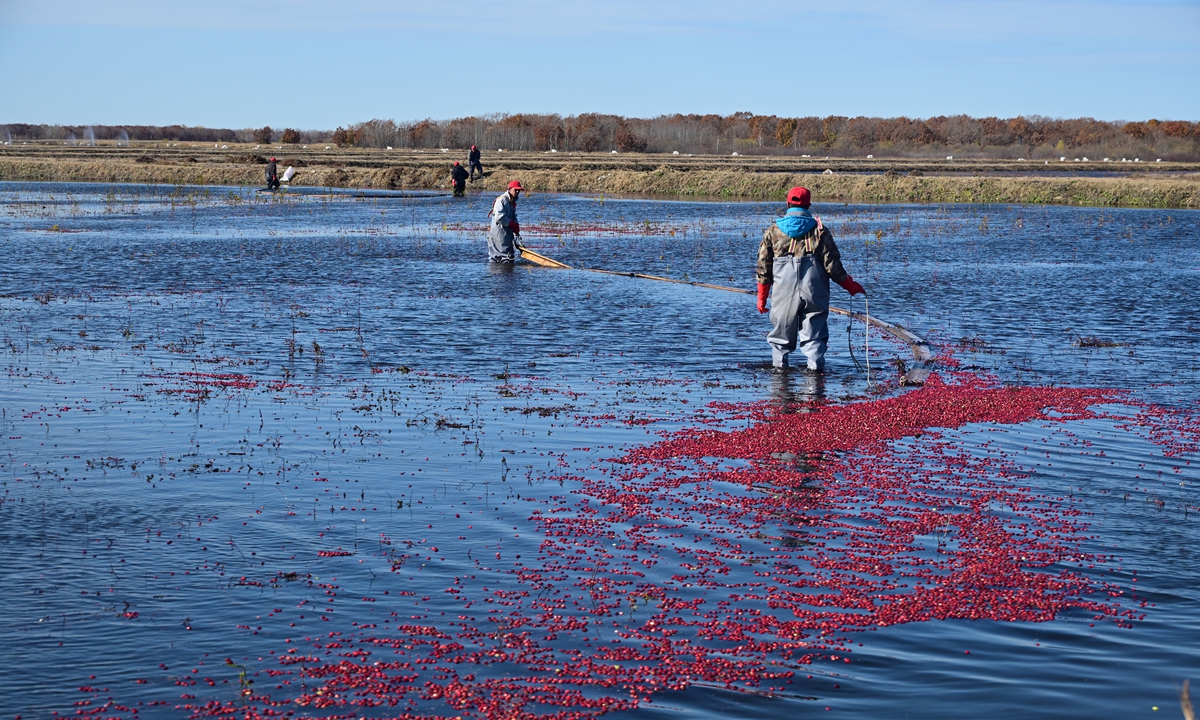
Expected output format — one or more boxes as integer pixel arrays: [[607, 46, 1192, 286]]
[[519, 244, 924, 372], [865, 294, 872, 388], [846, 294, 874, 388], [847, 295, 864, 372]]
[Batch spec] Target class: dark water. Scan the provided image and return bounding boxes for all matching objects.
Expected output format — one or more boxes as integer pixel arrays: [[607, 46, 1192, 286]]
[[1, 182, 1197, 718]]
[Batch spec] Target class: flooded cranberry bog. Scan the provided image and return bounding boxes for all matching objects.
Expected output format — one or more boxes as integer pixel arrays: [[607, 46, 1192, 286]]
[[1, 182, 1198, 719]]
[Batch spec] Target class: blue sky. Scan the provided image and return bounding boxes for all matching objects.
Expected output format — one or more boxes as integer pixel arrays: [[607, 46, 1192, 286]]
[[2, 0, 1197, 128]]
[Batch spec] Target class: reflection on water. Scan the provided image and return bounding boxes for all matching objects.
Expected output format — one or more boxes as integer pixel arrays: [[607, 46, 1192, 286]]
[[0, 182, 1197, 719], [768, 367, 827, 410]]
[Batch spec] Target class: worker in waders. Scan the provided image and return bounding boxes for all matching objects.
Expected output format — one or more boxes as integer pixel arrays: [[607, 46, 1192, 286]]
[[450, 161, 469, 196], [756, 186, 864, 372], [487, 180, 523, 262], [468, 145, 484, 180], [265, 157, 280, 190]]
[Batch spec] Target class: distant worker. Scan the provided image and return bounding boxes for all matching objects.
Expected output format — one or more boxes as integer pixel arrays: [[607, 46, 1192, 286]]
[[265, 157, 280, 190], [450, 161, 469, 197], [756, 186, 864, 372], [468, 145, 484, 180], [487, 180, 524, 262]]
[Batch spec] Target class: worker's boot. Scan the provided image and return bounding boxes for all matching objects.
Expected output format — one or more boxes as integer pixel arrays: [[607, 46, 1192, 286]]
[[771, 348, 789, 370]]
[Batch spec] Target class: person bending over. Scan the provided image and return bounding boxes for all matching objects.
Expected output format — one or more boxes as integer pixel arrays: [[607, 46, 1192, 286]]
[[450, 161, 469, 196]]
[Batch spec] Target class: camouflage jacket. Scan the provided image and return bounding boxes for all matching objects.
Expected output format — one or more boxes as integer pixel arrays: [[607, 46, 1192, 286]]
[[755, 219, 848, 286]]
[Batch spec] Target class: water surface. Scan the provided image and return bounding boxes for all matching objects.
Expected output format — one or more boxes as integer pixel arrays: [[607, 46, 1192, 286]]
[[1, 182, 1197, 719]]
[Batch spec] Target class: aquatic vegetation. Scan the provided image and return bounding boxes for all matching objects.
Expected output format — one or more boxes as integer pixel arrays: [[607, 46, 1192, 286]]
[[2, 146, 1199, 207]]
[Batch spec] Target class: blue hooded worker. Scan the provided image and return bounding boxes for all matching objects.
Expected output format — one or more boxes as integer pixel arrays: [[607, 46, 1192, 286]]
[[756, 186, 864, 371]]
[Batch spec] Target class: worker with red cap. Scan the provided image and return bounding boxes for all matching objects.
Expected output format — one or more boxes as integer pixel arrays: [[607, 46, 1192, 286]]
[[487, 180, 524, 262], [450, 161, 469, 196], [264, 157, 280, 190], [756, 186, 864, 371], [468, 145, 484, 180]]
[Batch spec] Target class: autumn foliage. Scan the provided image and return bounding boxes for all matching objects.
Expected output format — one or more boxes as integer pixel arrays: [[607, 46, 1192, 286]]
[[5, 114, 1200, 159], [325, 113, 1199, 160]]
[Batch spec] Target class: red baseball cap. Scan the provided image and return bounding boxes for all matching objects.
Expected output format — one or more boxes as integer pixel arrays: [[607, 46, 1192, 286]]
[[508, 180, 524, 191], [453, 161, 460, 166], [471, 145, 477, 150], [786, 186, 811, 207], [270, 157, 276, 162]]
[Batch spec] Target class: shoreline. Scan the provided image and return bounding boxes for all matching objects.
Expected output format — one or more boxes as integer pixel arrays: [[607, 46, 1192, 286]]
[[2, 145, 1198, 208]]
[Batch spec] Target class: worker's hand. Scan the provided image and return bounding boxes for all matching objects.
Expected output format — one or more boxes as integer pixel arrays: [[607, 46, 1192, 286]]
[[837, 276, 865, 296], [509, 220, 520, 235], [756, 283, 770, 314]]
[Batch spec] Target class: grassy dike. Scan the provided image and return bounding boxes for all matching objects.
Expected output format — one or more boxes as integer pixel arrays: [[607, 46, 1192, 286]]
[[2, 146, 1198, 208]]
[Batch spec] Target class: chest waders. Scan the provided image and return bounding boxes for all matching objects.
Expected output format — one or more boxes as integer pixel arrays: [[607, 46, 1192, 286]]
[[767, 221, 830, 370], [487, 195, 518, 263], [487, 224, 516, 262]]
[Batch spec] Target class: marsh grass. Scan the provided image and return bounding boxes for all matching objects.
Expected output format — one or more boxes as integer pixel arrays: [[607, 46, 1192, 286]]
[[1070, 330, 1126, 348], [2, 146, 1199, 207]]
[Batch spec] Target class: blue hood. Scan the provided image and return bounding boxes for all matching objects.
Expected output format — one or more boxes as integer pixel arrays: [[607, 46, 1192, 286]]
[[775, 207, 817, 238]]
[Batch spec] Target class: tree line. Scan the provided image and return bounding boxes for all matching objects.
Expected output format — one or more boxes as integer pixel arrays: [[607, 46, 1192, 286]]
[[2, 124, 301, 145], [6, 114, 1199, 159]]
